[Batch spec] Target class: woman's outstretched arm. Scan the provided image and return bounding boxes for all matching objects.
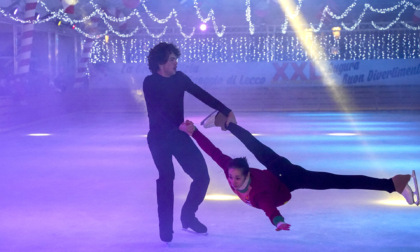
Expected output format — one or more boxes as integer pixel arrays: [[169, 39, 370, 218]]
[[179, 121, 232, 175]]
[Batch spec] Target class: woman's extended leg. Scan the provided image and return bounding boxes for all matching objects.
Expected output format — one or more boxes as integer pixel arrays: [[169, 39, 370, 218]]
[[283, 165, 396, 193], [226, 123, 293, 171], [226, 123, 396, 194]]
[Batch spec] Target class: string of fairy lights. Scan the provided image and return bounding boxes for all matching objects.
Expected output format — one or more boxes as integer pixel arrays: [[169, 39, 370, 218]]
[[89, 30, 420, 64], [1, 0, 419, 64], [0, 0, 420, 39]]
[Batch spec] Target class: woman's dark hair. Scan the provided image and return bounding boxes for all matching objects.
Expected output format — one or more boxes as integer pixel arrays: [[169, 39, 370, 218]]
[[228, 157, 250, 176], [147, 42, 181, 74]]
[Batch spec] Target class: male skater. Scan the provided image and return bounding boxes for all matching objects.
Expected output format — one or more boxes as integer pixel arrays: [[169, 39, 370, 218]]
[[179, 118, 419, 231], [143, 43, 236, 242]]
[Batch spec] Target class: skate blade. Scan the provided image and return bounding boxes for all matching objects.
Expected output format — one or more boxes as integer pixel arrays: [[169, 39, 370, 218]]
[[412, 170, 419, 206], [200, 110, 217, 127], [182, 228, 208, 236]]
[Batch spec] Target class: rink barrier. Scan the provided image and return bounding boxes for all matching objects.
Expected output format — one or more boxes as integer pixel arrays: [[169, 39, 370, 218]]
[[17, 0, 37, 75]]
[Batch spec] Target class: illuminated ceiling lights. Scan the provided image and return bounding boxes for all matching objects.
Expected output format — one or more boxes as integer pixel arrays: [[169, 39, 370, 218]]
[[199, 23, 207, 31], [11, 7, 19, 16], [204, 194, 239, 201], [332, 26, 341, 40], [327, 133, 358, 136], [0, 0, 419, 39], [89, 31, 420, 64], [27, 133, 52, 136], [311, 0, 420, 32]]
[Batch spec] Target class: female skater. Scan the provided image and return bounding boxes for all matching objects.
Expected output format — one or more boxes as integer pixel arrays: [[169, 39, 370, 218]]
[[178, 118, 419, 231]]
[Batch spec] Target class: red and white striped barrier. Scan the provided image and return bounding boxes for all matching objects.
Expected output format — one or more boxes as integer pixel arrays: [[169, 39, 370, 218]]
[[17, 0, 37, 75], [74, 15, 100, 88], [75, 38, 94, 88]]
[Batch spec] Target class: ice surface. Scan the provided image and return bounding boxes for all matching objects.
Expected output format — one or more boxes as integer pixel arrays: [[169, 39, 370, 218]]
[[0, 112, 419, 252]]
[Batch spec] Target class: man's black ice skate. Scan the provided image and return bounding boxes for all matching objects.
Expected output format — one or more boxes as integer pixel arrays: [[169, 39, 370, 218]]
[[182, 217, 208, 235], [159, 228, 173, 243]]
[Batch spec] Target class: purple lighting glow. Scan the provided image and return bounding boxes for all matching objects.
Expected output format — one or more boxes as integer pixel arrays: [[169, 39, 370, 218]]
[[1, 112, 419, 251]]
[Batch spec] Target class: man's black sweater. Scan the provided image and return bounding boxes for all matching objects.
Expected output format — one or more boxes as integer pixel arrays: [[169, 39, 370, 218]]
[[143, 71, 231, 132]]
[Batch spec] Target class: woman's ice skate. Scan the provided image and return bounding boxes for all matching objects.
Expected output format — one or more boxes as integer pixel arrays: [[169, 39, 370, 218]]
[[400, 170, 419, 206], [200, 110, 227, 128]]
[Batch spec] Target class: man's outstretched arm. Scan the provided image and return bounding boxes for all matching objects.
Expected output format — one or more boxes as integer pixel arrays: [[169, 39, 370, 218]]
[[181, 72, 237, 130], [179, 121, 232, 173], [182, 72, 232, 117]]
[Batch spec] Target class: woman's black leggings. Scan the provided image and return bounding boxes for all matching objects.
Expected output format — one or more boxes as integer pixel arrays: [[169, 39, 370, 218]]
[[226, 123, 395, 193]]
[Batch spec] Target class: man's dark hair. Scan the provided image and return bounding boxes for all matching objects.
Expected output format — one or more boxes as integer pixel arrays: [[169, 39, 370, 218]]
[[147, 42, 181, 74], [228, 157, 250, 176]]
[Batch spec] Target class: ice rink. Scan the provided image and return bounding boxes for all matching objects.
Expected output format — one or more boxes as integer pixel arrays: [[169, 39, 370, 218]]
[[1, 111, 419, 252]]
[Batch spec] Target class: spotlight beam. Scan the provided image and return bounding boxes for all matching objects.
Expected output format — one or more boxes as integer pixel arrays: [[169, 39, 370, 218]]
[[275, 0, 383, 171], [275, 0, 352, 112]]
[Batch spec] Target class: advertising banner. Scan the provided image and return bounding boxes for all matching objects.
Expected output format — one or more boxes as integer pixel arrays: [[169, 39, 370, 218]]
[[89, 59, 420, 88]]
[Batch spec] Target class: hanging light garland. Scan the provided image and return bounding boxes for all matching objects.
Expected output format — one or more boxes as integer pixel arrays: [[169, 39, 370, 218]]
[[193, 0, 226, 37], [310, 0, 420, 32], [245, 0, 255, 35], [1, 0, 420, 39], [281, 0, 304, 34], [310, 0, 359, 32], [89, 29, 420, 64], [371, 3, 408, 30]]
